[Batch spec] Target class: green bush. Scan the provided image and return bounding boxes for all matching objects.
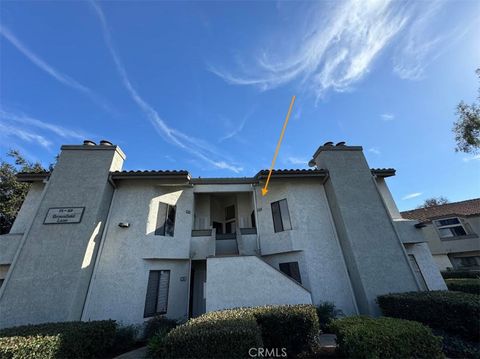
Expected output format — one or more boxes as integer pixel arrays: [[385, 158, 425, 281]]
[[0, 320, 116, 359], [329, 316, 443, 359], [442, 270, 480, 279], [163, 308, 263, 359], [378, 291, 480, 341], [111, 325, 139, 355], [434, 330, 480, 359], [446, 278, 480, 294], [315, 302, 342, 332], [143, 316, 177, 341], [148, 327, 171, 359], [0, 335, 61, 359], [251, 305, 319, 357]]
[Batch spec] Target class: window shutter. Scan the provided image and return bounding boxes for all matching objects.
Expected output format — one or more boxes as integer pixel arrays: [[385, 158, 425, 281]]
[[289, 262, 302, 284], [157, 270, 170, 314], [144, 271, 160, 317], [408, 255, 428, 291], [155, 202, 168, 236], [279, 199, 292, 230], [271, 201, 283, 232]]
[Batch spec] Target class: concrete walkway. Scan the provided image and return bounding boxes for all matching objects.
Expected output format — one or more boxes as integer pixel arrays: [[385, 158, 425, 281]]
[[113, 346, 148, 359]]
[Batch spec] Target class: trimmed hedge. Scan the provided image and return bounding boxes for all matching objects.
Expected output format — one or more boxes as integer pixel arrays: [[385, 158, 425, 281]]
[[0, 335, 61, 359], [329, 316, 443, 359], [251, 304, 319, 357], [378, 291, 480, 341], [446, 278, 480, 295], [143, 316, 177, 341], [442, 270, 480, 279], [0, 320, 117, 359], [163, 308, 263, 359], [161, 304, 319, 359]]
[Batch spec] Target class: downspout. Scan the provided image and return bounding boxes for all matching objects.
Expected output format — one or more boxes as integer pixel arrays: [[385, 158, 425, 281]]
[[251, 184, 261, 255], [0, 177, 51, 300], [81, 180, 117, 320]]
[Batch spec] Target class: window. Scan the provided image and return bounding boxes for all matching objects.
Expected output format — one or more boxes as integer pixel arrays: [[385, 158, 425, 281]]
[[155, 203, 176, 236], [408, 255, 428, 291], [279, 262, 302, 284], [459, 256, 480, 268], [0, 279, 4, 288], [144, 270, 170, 317], [434, 217, 467, 238], [271, 199, 292, 233]]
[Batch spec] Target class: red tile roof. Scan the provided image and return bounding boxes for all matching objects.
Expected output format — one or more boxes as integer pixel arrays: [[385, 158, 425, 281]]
[[401, 198, 480, 222]]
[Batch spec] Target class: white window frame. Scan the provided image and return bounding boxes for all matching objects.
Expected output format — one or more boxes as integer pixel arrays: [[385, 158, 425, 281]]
[[434, 217, 468, 239]]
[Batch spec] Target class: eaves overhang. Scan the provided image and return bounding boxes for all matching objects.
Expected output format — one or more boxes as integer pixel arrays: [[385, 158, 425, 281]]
[[16, 172, 50, 183]]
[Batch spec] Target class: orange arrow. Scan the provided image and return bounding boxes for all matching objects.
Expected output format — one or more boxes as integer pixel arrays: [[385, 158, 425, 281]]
[[261, 95, 296, 196]]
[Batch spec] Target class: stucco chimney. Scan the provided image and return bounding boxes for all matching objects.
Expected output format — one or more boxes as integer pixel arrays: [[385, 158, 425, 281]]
[[0, 142, 126, 328], [310, 143, 419, 315]]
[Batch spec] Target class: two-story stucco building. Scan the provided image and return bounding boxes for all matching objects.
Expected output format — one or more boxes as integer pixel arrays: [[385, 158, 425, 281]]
[[0, 140, 446, 329], [402, 199, 480, 271]]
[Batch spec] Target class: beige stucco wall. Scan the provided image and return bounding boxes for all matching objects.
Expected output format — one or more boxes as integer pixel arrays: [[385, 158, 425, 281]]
[[255, 178, 359, 315], [82, 181, 194, 324], [206, 256, 312, 312]]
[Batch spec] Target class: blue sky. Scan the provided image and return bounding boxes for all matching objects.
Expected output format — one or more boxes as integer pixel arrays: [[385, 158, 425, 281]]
[[0, 0, 479, 210]]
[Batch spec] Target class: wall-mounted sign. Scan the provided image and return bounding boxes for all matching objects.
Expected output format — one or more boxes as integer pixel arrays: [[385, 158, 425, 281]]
[[44, 207, 85, 224]]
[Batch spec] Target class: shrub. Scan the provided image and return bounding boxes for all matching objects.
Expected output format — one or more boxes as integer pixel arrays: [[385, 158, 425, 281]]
[[251, 304, 319, 357], [163, 308, 263, 359], [148, 327, 171, 359], [446, 278, 480, 295], [143, 316, 177, 341], [0, 335, 61, 359], [0, 320, 116, 359], [442, 270, 480, 279], [329, 316, 443, 359], [434, 330, 480, 359], [378, 291, 480, 341], [315, 302, 342, 332], [111, 325, 139, 355]]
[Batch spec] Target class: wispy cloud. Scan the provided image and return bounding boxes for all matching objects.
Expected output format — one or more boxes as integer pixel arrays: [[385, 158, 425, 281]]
[[462, 154, 480, 163], [90, 1, 242, 173], [286, 156, 308, 166], [381, 113, 395, 121], [209, 0, 409, 99], [368, 147, 381, 155], [219, 110, 253, 142], [0, 25, 113, 113], [392, 2, 445, 81], [402, 192, 422, 200], [392, 1, 473, 81], [0, 122, 52, 149], [0, 109, 87, 140]]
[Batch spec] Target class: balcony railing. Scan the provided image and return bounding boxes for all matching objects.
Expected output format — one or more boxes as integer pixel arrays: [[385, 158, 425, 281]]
[[191, 229, 213, 237]]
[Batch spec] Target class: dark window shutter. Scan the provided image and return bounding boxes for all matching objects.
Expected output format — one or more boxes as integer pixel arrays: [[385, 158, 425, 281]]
[[155, 203, 168, 236], [165, 206, 176, 237], [279, 199, 292, 230], [144, 271, 160, 317], [251, 210, 256, 228], [271, 201, 283, 232], [157, 271, 170, 313]]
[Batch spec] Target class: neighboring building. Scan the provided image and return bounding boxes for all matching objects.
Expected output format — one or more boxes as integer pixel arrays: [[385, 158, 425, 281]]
[[0, 141, 446, 329], [402, 199, 480, 271]]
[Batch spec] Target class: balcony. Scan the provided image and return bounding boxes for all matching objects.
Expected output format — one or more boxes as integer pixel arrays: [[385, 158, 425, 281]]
[[191, 193, 258, 258]]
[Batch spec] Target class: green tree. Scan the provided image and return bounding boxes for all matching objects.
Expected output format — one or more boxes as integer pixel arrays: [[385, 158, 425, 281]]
[[0, 150, 45, 234], [417, 196, 449, 209], [453, 68, 480, 154]]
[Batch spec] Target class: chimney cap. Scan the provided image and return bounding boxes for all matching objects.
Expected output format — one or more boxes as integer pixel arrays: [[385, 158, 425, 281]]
[[335, 141, 346, 146], [323, 141, 334, 146], [83, 140, 96, 146], [99, 140, 113, 146]]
